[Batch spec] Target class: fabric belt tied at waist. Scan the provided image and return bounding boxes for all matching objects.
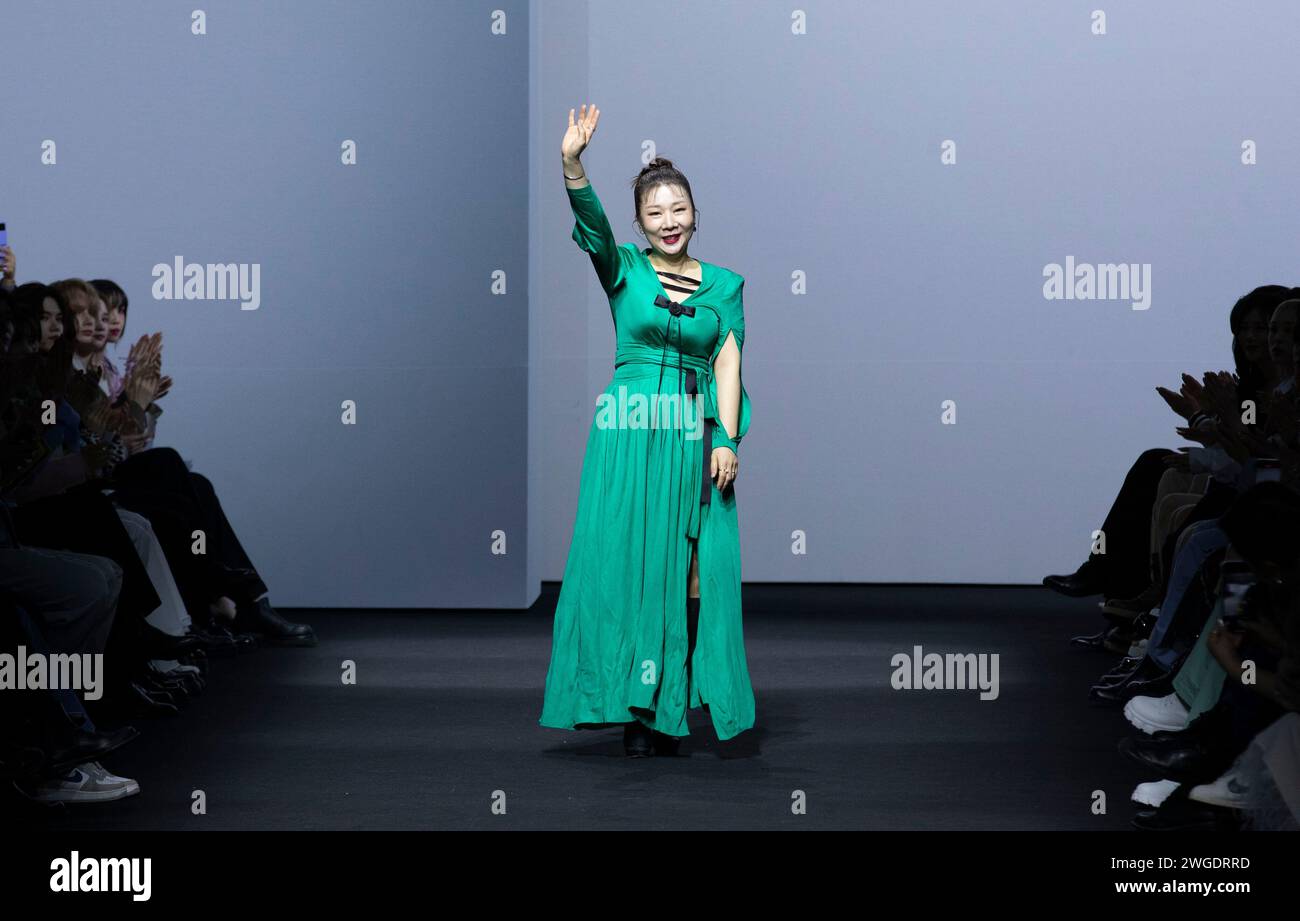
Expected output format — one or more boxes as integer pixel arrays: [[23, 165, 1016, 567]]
[[649, 294, 715, 511]]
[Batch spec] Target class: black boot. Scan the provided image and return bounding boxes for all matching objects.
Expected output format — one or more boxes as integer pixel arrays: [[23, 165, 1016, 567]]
[[233, 597, 316, 647], [624, 720, 653, 757]]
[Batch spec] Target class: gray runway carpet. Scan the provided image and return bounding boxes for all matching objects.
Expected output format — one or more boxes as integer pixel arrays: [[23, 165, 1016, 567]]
[[10, 584, 1153, 830]]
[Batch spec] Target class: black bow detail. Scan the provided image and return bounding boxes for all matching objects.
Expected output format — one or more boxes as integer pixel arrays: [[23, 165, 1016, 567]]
[[655, 293, 695, 318]]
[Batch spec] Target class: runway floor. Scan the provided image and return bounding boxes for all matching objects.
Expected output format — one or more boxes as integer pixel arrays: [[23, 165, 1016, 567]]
[[9, 584, 1153, 830]]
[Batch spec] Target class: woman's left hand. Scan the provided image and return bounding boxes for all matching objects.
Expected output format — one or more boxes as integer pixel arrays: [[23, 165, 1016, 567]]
[[1207, 620, 1245, 672], [711, 446, 737, 491]]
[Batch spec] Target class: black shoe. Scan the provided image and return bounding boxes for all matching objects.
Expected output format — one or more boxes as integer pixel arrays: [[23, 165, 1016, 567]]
[[181, 649, 209, 677], [1122, 669, 1176, 700], [651, 730, 682, 756], [1117, 735, 1214, 780], [1070, 627, 1109, 649], [1132, 792, 1240, 831], [1096, 656, 1164, 690], [1042, 560, 1107, 597], [624, 721, 654, 758], [123, 680, 181, 717], [1098, 656, 1144, 683], [234, 598, 317, 647], [191, 631, 237, 657], [43, 725, 140, 777], [143, 671, 192, 703], [137, 622, 202, 659]]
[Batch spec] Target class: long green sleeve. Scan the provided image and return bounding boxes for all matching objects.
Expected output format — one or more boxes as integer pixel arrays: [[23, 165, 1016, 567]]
[[567, 182, 627, 296]]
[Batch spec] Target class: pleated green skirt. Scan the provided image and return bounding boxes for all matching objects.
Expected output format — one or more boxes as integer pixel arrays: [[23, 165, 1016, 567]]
[[539, 359, 756, 741]]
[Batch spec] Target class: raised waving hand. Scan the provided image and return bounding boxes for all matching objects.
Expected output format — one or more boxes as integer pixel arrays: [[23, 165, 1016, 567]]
[[562, 103, 600, 167]]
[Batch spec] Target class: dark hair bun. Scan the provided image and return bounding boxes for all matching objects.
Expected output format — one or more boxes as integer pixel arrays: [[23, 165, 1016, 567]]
[[643, 156, 675, 173]]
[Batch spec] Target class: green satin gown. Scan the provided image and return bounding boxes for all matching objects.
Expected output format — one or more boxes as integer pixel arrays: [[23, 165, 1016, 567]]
[[539, 178, 755, 741]]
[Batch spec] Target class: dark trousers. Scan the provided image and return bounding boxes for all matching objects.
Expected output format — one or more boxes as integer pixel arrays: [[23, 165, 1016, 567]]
[[10, 483, 160, 666], [1092, 448, 1175, 596], [109, 447, 268, 608]]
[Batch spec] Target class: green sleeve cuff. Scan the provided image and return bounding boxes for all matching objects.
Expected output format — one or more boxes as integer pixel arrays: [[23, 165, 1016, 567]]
[[713, 428, 739, 456]]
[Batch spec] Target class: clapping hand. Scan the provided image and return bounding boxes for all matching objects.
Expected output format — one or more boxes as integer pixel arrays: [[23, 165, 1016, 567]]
[[1200, 371, 1241, 420], [1156, 382, 1199, 419], [1175, 423, 1219, 447]]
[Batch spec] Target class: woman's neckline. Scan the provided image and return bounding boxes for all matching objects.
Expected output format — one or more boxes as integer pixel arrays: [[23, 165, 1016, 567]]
[[642, 247, 709, 303]]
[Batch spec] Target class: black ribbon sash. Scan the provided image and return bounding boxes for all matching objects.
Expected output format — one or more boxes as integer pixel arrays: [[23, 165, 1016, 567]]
[[655, 294, 713, 506]]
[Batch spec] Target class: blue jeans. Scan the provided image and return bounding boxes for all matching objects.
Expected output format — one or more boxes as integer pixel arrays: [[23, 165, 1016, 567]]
[[1148, 519, 1229, 670]]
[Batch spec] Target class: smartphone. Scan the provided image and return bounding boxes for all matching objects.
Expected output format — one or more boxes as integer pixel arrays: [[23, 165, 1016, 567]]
[[0, 223, 7, 250]]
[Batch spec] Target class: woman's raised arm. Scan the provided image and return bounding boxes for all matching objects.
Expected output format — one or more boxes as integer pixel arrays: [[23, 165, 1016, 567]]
[[562, 104, 626, 295]]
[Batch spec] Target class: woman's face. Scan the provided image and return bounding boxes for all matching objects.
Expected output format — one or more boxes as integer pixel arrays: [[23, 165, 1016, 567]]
[[39, 296, 64, 352], [106, 304, 125, 343], [639, 183, 695, 259], [1235, 308, 1269, 365], [72, 300, 98, 349], [1268, 302, 1298, 368], [90, 298, 109, 352]]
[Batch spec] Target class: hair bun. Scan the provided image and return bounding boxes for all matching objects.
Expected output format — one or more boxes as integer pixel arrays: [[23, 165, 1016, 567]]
[[644, 156, 674, 173]]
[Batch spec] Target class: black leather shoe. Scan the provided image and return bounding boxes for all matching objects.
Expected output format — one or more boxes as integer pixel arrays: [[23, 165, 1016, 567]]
[[138, 622, 203, 659], [181, 649, 209, 677], [1070, 627, 1109, 649], [1043, 566, 1107, 597], [1090, 676, 1160, 705], [1132, 793, 1240, 831], [145, 673, 191, 703], [651, 730, 682, 756], [624, 721, 654, 757], [1121, 669, 1176, 700], [1097, 656, 1165, 690], [1098, 656, 1145, 683], [191, 626, 239, 657], [234, 598, 317, 647], [1118, 735, 1214, 780]]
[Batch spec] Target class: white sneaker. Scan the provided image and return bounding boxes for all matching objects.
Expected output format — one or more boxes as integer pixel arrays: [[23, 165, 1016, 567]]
[[83, 761, 140, 797], [13, 765, 135, 803], [1132, 778, 1181, 807], [1124, 692, 1190, 734], [1189, 771, 1250, 809]]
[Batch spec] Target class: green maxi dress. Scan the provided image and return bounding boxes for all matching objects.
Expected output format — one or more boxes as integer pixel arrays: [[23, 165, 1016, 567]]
[[539, 178, 755, 741]]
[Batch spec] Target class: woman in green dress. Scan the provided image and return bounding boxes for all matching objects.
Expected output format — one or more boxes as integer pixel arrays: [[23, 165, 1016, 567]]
[[539, 103, 755, 755]]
